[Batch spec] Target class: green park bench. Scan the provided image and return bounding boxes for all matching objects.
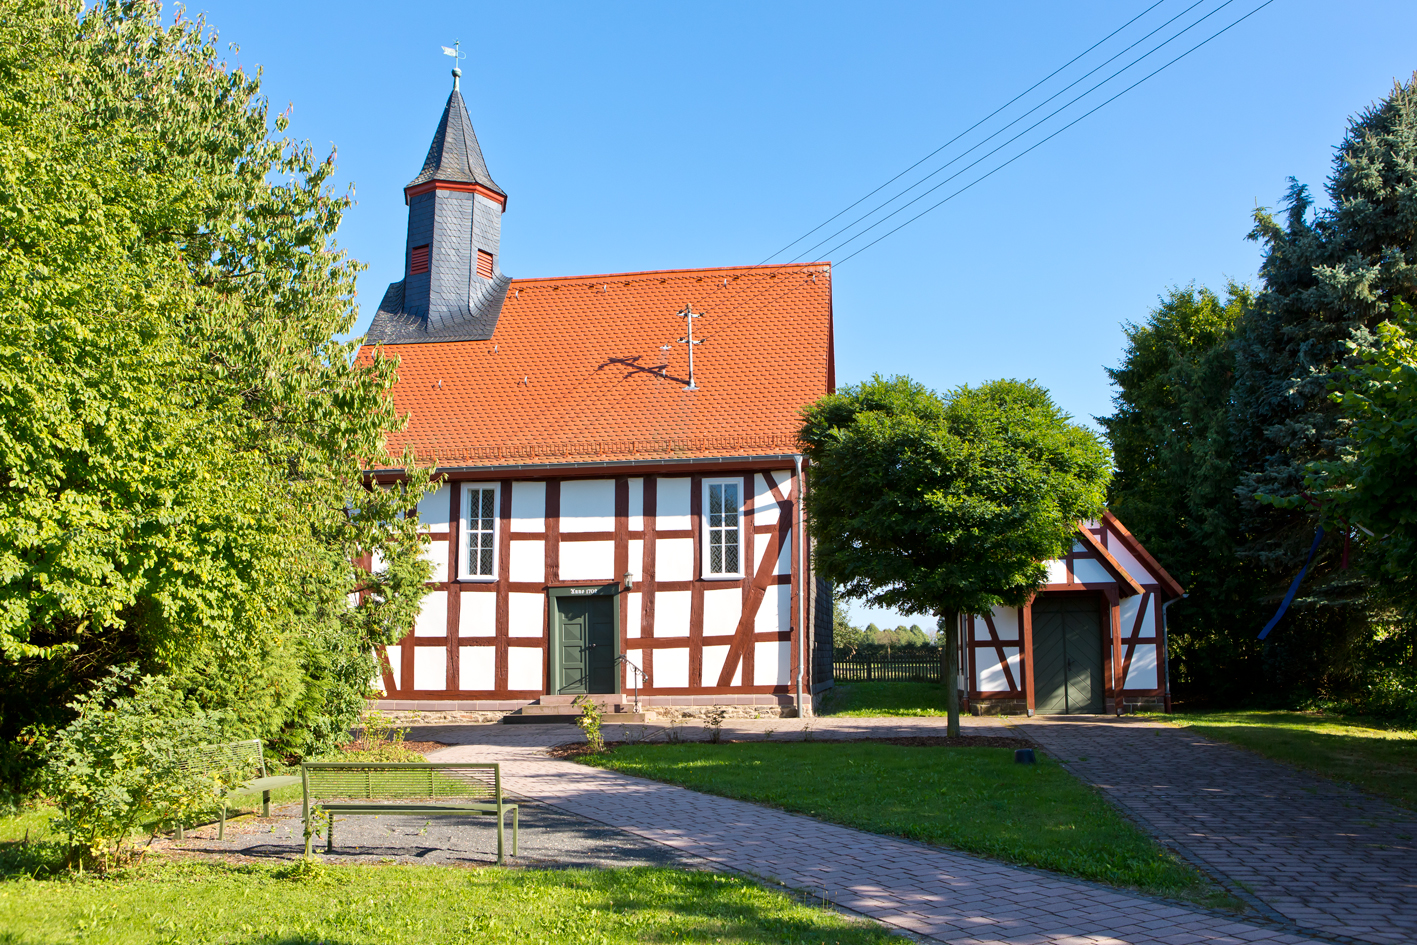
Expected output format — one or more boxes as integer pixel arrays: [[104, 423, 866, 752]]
[[175, 739, 303, 840], [301, 761, 518, 865]]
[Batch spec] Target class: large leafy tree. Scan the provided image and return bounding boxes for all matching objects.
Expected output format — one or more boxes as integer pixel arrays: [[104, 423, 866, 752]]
[[1099, 284, 1267, 703], [1229, 77, 1417, 700], [800, 376, 1111, 734], [0, 0, 432, 764]]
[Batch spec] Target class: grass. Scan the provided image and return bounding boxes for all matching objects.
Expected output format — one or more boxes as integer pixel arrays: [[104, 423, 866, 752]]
[[0, 860, 901, 944], [583, 741, 1230, 906], [817, 681, 951, 717], [1167, 710, 1417, 809]]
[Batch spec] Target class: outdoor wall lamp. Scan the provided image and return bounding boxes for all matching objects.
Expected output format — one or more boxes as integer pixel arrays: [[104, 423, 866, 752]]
[[623, 570, 633, 591]]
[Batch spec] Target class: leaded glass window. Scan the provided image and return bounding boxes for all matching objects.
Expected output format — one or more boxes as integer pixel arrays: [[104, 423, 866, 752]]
[[466, 485, 498, 577], [706, 481, 740, 575]]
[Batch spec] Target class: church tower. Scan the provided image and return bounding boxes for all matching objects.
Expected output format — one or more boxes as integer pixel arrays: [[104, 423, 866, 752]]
[[366, 65, 511, 344]]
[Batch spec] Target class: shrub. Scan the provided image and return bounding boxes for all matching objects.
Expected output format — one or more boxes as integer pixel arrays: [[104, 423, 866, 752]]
[[573, 695, 605, 752], [40, 667, 223, 869]]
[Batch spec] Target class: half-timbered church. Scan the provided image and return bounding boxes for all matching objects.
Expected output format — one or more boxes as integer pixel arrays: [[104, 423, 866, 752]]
[[364, 71, 1178, 720], [361, 70, 834, 720]]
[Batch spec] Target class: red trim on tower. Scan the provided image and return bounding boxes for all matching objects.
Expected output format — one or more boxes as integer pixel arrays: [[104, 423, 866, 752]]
[[404, 179, 508, 209]]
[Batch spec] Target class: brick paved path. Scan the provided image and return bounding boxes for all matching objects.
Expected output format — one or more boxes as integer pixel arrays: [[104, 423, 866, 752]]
[[432, 724, 1327, 945], [1017, 717, 1417, 945]]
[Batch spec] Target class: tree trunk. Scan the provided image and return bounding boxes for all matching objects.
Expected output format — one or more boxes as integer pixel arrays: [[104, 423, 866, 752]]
[[942, 609, 960, 737]]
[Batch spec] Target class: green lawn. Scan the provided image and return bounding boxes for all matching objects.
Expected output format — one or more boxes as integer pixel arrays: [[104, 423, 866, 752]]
[[817, 681, 951, 717], [0, 860, 900, 944], [1168, 710, 1417, 808], [583, 742, 1230, 905]]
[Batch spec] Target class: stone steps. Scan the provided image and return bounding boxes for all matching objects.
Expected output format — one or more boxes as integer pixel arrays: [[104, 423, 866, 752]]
[[501, 694, 645, 725]]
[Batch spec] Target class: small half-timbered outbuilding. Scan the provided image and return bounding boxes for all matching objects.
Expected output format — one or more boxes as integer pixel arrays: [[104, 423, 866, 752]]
[[359, 73, 834, 719], [961, 512, 1183, 715]]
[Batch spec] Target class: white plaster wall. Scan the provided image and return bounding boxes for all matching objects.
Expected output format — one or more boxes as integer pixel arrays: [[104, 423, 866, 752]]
[[459, 645, 495, 690], [414, 591, 447, 637], [755, 583, 790, 634], [413, 647, 446, 690], [560, 479, 615, 532], [421, 538, 449, 583], [508, 592, 545, 638], [752, 529, 791, 576], [753, 472, 791, 525], [371, 549, 387, 574], [511, 481, 545, 531], [624, 648, 644, 680], [701, 645, 741, 687], [507, 647, 543, 690], [417, 483, 451, 531], [755, 639, 791, 686], [459, 591, 496, 636], [976, 647, 1021, 692], [1073, 558, 1113, 584], [1106, 537, 1153, 586], [628, 478, 644, 531], [656, 538, 694, 582], [1045, 560, 1069, 584], [381, 645, 399, 693], [560, 540, 614, 581], [1125, 644, 1159, 690], [655, 590, 691, 637], [702, 587, 742, 635], [655, 647, 689, 688], [625, 591, 642, 637], [656, 478, 691, 530], [627, 539, 643, 579], [509, 540, 545, 583], [1119, 595, 1143, 638]]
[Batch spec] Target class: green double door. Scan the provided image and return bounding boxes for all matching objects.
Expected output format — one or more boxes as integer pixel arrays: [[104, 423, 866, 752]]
[[555, 595, 616, 694], [1032, 596, 1105, 714]]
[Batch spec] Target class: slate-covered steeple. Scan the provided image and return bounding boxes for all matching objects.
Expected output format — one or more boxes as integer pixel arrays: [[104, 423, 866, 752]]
[[366, 67, 511, 345]]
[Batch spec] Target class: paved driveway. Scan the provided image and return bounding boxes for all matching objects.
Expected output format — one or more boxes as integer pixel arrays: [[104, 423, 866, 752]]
[[1018, 716, 1417, 945], [429, 720, 1328, 945]]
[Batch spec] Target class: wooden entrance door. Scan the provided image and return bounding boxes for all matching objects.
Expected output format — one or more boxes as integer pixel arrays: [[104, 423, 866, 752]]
[[1031, 596, 1104, 714], [554, 595, 616, 694]]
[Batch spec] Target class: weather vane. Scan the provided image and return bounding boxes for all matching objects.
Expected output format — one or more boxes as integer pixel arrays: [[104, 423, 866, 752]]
[[441, 41, 467, 89]]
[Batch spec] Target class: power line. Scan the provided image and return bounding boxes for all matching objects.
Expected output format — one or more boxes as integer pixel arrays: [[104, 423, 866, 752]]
[[692, 0, 1280, 331], [828, 0, 1279, 267], [758, 0, 1171, 266], [790, 0, 1227, 265]]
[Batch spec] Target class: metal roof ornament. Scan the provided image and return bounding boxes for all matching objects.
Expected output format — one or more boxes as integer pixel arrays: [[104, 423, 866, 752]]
[[441, 42, 466, 91], [677, 305, 703, 391]]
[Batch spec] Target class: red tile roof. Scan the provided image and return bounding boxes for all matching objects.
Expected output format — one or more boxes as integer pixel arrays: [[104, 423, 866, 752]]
[[358, 262, 834, 467]]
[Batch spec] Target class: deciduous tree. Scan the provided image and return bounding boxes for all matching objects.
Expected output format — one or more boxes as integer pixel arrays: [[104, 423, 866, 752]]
[[800, 376, 1110, 734]]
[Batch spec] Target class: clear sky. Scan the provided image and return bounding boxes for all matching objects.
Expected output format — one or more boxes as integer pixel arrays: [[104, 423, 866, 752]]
[[179, 0, 1417, 630]]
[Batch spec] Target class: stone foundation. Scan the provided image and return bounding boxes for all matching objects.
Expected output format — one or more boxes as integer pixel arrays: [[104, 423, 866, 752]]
[[1109, 695, 1168, 714], [969, 698, 1028, 717], [370, 694, 807, 725]]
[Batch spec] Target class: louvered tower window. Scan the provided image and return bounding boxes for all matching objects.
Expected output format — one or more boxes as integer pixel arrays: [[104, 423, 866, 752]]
[[410, 244, 430, 275], [476, 249, 494, 279]]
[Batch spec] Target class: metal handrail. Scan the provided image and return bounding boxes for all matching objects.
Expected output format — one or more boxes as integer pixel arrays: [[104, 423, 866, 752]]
[[615, 654, 649, 713]]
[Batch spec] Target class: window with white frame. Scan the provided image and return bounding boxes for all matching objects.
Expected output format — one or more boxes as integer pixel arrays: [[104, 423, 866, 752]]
[[460, 483, 500, 580], [703, 479, 743, 578]]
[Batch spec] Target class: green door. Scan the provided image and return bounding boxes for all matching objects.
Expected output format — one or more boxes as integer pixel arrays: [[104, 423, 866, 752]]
[[555, 595, 616, 694], [1031, 596, 1105, 714]]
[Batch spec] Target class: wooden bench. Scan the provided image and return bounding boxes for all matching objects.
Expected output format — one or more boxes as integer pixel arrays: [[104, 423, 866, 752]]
[[301, 762, 518, 865], [175, 739, 303, 840]]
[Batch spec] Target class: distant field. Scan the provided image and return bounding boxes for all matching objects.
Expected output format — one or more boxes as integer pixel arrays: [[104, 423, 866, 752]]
[[1169, 710, 1417, 808]]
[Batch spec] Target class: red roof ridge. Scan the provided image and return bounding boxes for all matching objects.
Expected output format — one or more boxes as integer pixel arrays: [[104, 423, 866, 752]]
[[508, 261, 831, 286]]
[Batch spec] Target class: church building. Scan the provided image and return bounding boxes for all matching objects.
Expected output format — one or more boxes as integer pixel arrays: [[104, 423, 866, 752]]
[[360, 69, 834, 719]]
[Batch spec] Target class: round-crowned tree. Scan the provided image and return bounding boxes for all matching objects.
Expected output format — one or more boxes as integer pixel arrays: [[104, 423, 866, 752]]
[[799, 375, 1111, 734]]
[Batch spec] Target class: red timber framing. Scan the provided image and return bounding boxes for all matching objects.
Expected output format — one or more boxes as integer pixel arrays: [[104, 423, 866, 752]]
[[375, 461, 806, 701], [964, 516, 1181, 715]]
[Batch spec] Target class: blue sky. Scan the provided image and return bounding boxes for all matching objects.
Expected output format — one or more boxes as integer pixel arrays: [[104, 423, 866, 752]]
[[183, 0, 1417, 630]]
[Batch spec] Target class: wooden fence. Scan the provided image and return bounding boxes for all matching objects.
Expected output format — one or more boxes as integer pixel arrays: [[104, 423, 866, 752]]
[[831, 654, 944, 683]]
